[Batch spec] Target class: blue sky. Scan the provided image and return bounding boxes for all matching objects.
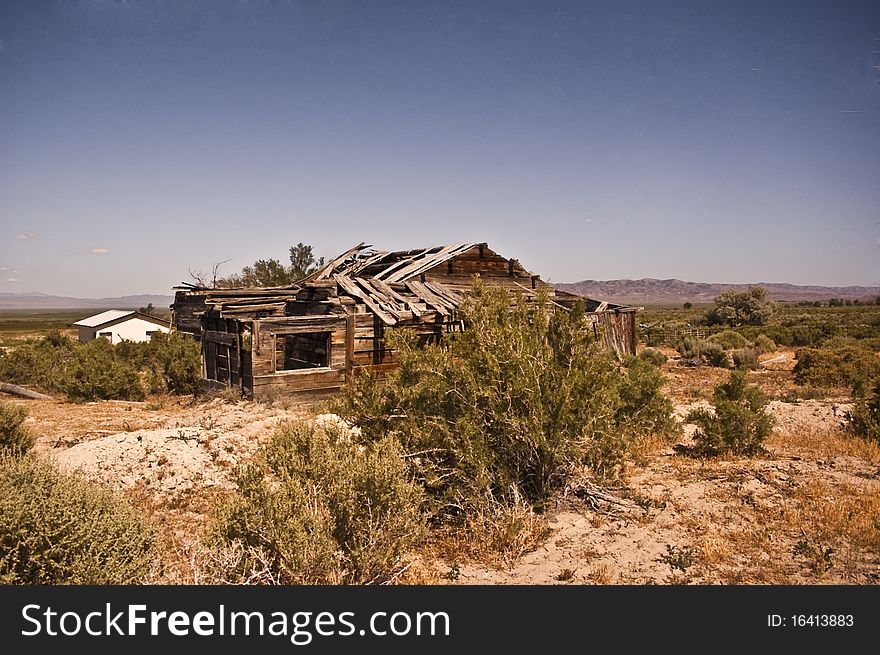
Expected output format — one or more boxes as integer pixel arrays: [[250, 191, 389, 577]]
[[2, 0, 879, 296]]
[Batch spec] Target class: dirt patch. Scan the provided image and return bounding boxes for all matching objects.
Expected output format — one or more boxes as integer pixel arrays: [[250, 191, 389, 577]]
[[445, 397, 880, 585], [7, 361, 879, 585]]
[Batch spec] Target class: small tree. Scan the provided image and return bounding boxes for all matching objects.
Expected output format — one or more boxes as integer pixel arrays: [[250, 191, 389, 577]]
[[687, 370, 774, 456], [706, 286, 775, 327], [215, 243, 325, 288]]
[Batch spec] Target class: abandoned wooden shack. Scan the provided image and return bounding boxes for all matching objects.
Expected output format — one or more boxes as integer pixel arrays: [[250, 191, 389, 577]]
[[171, 242, 638, 399]]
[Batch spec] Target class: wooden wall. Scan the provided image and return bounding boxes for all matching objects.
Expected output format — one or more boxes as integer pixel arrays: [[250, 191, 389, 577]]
[[249, 316, 347, 398], [172, 291, 207, 337], [421, 244, 538, 294]]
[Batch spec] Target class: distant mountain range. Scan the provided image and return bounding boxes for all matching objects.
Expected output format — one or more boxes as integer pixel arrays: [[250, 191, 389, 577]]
[[554, 279, 880, 306], [2, 280, 878, 310], [0, 292, 175, 310]]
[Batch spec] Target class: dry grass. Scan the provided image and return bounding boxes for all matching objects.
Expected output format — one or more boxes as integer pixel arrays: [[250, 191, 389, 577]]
[[768, 425, 880, 464], [427, 491, 552, 570]]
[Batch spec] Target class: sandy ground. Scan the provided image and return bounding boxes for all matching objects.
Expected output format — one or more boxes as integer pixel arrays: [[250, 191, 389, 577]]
[[5, 355, 879, 585]]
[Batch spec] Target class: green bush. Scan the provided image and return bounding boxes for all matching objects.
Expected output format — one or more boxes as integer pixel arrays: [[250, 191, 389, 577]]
[[702, 341, 729, 367], [846, 381, 880, 443], [0, 336, 73, 392], [687, 371, 774, 456], [333, 283, 679, 513], [638, 347, 668, 366], [676, 337, 702, 360], [753, 334, 776, 355], [0, 455, 160, 583], [1, 330, 199, 401], [208, 420, 425, 584], [676, 338, 728, 367], [708, 330, 750, 350], [63, 339, 145, 402], [0, 401, 35, 456], [793, 346, 880, 389], [732, 348, 759, 370]]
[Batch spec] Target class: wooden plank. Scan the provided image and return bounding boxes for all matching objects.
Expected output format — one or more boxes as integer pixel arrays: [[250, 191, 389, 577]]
[[404, 280, 452, 315], [219, 302, 286, 314], [308, 243, 368, 281], [253, 368, 345, 391], [334, 274, 397, 325], [423, 281, 463, 307], [341, 250, 390, 277], [259, 316, 345, 333], [202, 330, 237, 346], [345, 314, 355, 377], [382, 244, 468, 283], [368, 276, 423, 318], [369, 247, 432, 282]]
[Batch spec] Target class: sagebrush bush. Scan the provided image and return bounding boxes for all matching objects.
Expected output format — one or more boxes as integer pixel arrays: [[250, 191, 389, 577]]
[[0, 330, 199, 401], [116, 332, 201, 395], [208, 420, 425, 584], [708, 330, 750, 350], [676, 338, 728, 367], [753, 334, 776, 355], [63, 339, 145, 402], [0, 401, 35, 456], [333, 283, 679, 514], [702, 341, 729, 367], [846, 380, 880, 443], [793, 346, 880, 389], [732, 348, 759, 370], [0, 336, 72, 392], [687, 371, 775, 456], [0, 455, 160, 583], [638, 347, 668, 366]]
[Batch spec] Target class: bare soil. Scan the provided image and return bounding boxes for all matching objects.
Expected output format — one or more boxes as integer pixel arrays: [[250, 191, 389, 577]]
[[6, 351, 879, 585]]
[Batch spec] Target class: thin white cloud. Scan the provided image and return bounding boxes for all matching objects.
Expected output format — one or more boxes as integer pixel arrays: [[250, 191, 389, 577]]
[[0, 267, 7, 272], [585, 218, 594, 223], [90, 247, 110, 254], [6, 277, 19, 283], [839, 110, 864, 113], [17, 232, 37, 240]]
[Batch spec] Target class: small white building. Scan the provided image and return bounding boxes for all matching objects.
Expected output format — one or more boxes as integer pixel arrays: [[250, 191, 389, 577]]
[[73, 310, 171, 344]]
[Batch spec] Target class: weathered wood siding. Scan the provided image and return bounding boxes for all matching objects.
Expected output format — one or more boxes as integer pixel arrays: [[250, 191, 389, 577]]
[[249, 316, 347, 399], [172, 290, 208, 337]]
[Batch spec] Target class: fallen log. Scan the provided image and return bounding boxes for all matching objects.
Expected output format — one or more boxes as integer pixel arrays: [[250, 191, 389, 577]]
[[0, 382, 53, 401]]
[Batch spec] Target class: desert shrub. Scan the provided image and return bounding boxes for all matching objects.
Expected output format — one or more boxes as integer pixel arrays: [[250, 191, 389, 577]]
[[0, 455, 160, 583], [638, 347, 668, 366], [687, 371, 775, 456], [617, 356, 679, 444], [846, 381, 880, 443], [142, 332, 201, 394], [63, 339, 145, 402], [208, 420, 424, 584], [708, 330, 750, 350], [702, 341, 729, 367], [333, 283, 679, 514], [115, 332, 201, 395], [676, 337, 703, 361], [753, 334, 776, 355], [732, 348, 759, 370], [706, 286, 775, 327], [793, 347, 880, 389], [0, 335, 73, 392], [675, 338, 727, 367], [0, 401, 35, 456]]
